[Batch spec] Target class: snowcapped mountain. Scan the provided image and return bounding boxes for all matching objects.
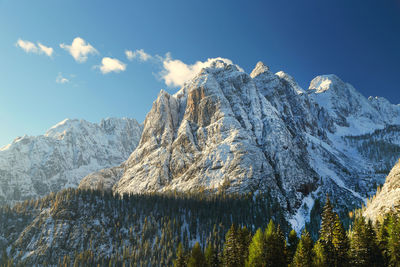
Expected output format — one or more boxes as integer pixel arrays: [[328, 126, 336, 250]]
[[0, 118, 142, 206], [79, 59, 400, 231]]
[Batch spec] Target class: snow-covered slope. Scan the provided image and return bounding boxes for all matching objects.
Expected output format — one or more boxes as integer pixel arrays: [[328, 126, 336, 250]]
[[308, 74, 400, 135], [0, 118, 142, 205], [76, 59, 400, 230]]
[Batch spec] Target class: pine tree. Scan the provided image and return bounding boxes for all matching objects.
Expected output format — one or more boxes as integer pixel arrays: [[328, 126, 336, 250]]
[[174, 242, 187, 267], [287, 229, 299, 265], [364, 219, 383, 266], [246, 228, 265, 267], [319, 196, 336, 266], [349, 216, 381, 267], [264, 220, 286, 267], [238, 226, 251, 266], [205, 241, 219, 267], [292, 229, 313, 267], [332, 214, 349, 267], [187, 242, 206, 267], [276, 224, 287, 264], [223, 224, 241, 267], [376, 218, 389, 266], [312, 240, 327, 267], [387, 215, 400, 267]]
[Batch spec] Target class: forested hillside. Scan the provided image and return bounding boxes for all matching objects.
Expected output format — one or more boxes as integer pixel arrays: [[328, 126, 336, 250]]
[[2, 191, 399, 266], [0, 188, 287, 266]]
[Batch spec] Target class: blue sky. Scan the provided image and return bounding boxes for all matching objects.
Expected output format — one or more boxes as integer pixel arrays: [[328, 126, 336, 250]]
[[1, 0, 400, 147]]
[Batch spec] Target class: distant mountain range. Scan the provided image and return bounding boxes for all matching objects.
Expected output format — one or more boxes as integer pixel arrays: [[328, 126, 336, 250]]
[[0, 118, 142, 206]]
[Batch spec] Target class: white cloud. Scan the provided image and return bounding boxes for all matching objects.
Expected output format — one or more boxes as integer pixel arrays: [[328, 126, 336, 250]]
[[16, 39, 54, 57], [56, 73, 69, 84], [160, 55, 240, 87], [125, 49, 152, 61], [125, 50, 134, 60], [37, 42, 53, 57], [98, 57, 126, 74], [60, 37, 98, 63], [16, 39, 38, 53]]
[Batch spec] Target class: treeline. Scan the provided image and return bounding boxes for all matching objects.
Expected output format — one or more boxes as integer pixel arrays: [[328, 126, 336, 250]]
[[173, 197, 400, 267], [1, 188, 399, 266], [0, 188, 288, 266]]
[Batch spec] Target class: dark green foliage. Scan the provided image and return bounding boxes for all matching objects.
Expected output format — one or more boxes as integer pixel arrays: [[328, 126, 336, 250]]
[[292, 229, 313, 267], [0, 188, 288, 266], [318, 196, 336, 266], [376, 218, 390, 266], [174, 243, 187, 267], [387, 215, 400, 267], [205, 241, 219, 267], [264, 220, 287, 267], [222, 224, 242, 267], [2, 187, 400, 267], [312, 240, 327, 267], [332, 214, 350, 267], [287, 229, 299, 264], [188, 242, 206, 267], [349, 216, 382, 267], [246, 228, 265, 267]]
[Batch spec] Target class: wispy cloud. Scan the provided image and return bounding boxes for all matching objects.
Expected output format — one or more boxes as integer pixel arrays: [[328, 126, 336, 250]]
[[125, 49, 152, 61], [16, 39, 53, 57], [16, 39, 38, 53], [97, 57, 126, 74], [37, 42, 53, 57], [60, 37, 98, 63], [56, 73, 69, 84]]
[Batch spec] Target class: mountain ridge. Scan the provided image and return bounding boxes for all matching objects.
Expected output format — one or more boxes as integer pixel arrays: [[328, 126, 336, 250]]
[[0, 117, 143, 206]]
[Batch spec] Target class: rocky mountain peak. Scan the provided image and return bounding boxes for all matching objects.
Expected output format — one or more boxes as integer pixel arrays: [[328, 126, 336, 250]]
[[250, 61, 270, 78], [308, 74, 345, 94]]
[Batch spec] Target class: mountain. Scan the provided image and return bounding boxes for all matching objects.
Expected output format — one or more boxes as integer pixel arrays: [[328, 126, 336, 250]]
[[0, 118, 143, 206], [2, 58, 400, 265], [363, 159, 400, 221], [81, 59, 400, 231]]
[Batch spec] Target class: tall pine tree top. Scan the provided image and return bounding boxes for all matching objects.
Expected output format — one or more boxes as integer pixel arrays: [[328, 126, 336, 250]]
[[320, 195, 336, 243]]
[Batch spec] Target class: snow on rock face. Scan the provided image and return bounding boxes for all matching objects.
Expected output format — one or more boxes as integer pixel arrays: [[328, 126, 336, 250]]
[[114, 60, 322, 211], [250, 61, 270, 78], [308, 75, 400, 135], [78, 165, 125, 191], [107, 59, 400, 229], [364, 159, 400, 221], [0, 118, 142, 205]]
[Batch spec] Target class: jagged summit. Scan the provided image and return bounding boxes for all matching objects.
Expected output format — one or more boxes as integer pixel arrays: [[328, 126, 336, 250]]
[[308, 74, 344, 94], [275, 71, 305, 94], [250, 61, 270, 78]]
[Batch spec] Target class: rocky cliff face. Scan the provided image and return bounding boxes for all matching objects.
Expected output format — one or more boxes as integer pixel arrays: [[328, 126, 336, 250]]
[[79, 59, 400, 230], [112, 62, 318, 213], [0, 118, 142, 205], [364, 159, 400, 221]]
